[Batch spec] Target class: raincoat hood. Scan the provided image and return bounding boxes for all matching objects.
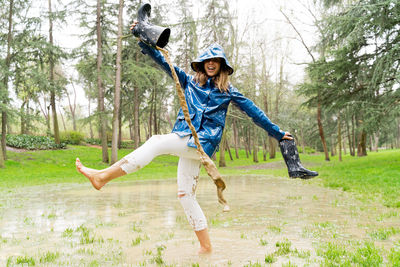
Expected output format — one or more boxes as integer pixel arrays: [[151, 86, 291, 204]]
[[191, 43, 234, 75]]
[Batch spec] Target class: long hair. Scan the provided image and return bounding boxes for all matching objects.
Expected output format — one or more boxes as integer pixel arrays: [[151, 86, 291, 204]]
[[194, 66, 230, 93]]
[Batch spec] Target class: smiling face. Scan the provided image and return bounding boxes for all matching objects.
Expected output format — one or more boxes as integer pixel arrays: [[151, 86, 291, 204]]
[[204, 58, 222, 77]]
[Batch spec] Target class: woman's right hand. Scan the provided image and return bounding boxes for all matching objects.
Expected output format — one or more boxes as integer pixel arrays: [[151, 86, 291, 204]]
[[130, 21, 138, 31]]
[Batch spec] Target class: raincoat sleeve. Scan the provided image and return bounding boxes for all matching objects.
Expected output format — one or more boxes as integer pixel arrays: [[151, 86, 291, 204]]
[[138, 41, 188, 89], [230, 87, 285, 141]]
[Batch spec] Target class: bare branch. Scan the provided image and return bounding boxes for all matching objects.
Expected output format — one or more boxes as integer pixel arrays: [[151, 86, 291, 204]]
[[280, 8, 316, 62]]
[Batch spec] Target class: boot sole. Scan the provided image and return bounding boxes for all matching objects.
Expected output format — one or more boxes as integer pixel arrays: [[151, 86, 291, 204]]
[[289, 172, 318, 179]]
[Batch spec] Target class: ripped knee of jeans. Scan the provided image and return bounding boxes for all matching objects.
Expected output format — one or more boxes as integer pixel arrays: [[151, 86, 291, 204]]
[[120, 155, 141, 174], [177, 190, 194, 199]]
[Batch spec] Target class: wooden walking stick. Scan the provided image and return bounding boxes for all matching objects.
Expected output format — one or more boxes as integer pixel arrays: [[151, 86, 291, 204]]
[[157, 46, 230, 212], [131, 3, 229, 211]]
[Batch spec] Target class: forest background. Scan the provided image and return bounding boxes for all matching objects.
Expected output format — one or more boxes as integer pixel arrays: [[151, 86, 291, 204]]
[[0, 0, 399, 167]]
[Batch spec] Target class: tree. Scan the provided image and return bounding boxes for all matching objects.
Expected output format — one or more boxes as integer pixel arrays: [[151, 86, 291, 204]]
[[73, 0, 118, 161], [65, 78, 78, 131], [305, 0, 400, 156], [48, 0, 60, 144], [111, 0, 124, 164], [200, 0, 231, 46], [96, 0, 109, 163], [281, 5, 331, 161], [1, 0, 14, 163], [173, 0, 198, 74]]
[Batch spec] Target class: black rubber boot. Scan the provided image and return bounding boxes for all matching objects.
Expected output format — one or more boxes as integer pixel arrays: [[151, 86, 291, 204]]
[[131, 3, 170, 48], [279, 138, 318, 179]]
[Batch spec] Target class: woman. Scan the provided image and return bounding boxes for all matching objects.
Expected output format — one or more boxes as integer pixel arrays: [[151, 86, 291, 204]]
[[76, 26, 294, 254]]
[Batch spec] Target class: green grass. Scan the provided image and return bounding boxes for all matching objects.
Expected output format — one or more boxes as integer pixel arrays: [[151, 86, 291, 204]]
[[0, 145, 180, 188], [7, 256, 36, 266], [275, 239, 292, 256], [39, 251, 60, 263], [317, 241, 383, 266], [0, 145, 285, 188], [1, 145, 400, 209], [315, 150, 400, 208], [389, 241, 400, 266], [368, 227, 400, 241]]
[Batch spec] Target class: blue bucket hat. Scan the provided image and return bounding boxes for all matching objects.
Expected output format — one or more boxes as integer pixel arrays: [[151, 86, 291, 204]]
[[191, 43, 234, 75]]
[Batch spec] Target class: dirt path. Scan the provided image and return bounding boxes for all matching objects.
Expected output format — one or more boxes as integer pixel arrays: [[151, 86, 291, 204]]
[[0, 176, 399, 266]]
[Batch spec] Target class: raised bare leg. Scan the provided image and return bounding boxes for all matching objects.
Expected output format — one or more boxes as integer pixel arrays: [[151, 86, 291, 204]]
[[75, 158, 127, 190]]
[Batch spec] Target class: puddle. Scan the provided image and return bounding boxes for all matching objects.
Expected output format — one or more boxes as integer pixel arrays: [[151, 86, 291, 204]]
[[0, 176, 399, 266]]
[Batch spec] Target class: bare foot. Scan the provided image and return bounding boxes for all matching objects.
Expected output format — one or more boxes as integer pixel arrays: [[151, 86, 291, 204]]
[[75, 158, 106, 190], [198, 246, 212, 254]]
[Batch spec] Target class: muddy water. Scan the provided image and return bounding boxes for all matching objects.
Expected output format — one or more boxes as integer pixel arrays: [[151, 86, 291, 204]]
[[0, 176, 399, 266]]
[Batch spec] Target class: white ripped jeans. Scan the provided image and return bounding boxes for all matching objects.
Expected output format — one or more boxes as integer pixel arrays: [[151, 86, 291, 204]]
[[119, 133, 207, 231]]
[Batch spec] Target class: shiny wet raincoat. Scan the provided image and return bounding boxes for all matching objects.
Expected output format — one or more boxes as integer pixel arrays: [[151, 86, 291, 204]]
[[139, 42, 285, 157]]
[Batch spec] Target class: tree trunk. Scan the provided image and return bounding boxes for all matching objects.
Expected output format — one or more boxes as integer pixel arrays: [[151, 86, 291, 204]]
[[97, 0, 109, 163], [118, 103, 122, 149], [338, 113, 342, 161], [0, 111, 5, 167], [300, 128, 305, 154], [129, 118, 134, 140], [165, 112, 174, 129], [232, 118, 239, 159], [133, 49, 141, 148], [59, 109, 67, 131], [148, 104, 153, 139], [357, 129, 367, 157], [330, 135, 336, 157], [1, 0, 14, 163], [317, 99, 330, 161], [244, 129, 249, 158], [252, 127, 258, 163], [133, 87, 140, 148], [269, 137, 276, 159], [25, 100, 31, 134], [269, 58, 282, 161], [345, 115, 352, 156], [370, 136, 373, 152], [247, 128, 252, 155], [397, 119, 400, 149], [153, 88, 158, 134], [111, 0, 124, 164], [351, 114, 356, 156], [219, 132, 227, 167], [372, 133, 379, 152], [143, 123, 148, 142], [225, 138, 233, 161], [262, 139, 267, 161], [67, 81, 78, 131], [88, 98, 94, 139], [46, 105, 51, 135], [0, 135, 3, 167], [20, 100, 27, 134], [49, 0, 60, 144]]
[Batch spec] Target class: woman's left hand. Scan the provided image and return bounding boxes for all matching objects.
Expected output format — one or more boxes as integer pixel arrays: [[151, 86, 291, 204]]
[[282, 132, 293, 140]]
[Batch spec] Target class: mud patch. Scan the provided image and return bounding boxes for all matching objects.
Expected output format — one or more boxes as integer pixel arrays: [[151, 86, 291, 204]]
[[6, 146, 28, 153], [0, 176, 399, 266]]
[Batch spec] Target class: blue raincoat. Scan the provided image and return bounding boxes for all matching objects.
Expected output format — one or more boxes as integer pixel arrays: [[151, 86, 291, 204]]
[[139, 42, 285, 157]]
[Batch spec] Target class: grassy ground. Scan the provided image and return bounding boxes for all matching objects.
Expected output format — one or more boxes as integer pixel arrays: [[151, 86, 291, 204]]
[[1, 145, 400, 207], [0, 145, 285, 188]]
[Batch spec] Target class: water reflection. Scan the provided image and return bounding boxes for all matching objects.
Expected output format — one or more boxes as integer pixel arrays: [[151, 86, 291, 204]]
[[0, 176, 398, 266]]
